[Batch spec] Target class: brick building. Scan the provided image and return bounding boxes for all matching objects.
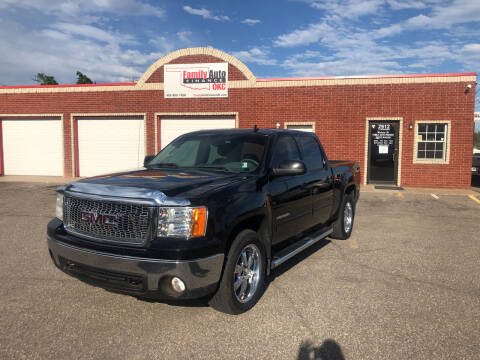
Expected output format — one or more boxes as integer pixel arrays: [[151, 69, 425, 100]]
[[0, 47, 476, 188]]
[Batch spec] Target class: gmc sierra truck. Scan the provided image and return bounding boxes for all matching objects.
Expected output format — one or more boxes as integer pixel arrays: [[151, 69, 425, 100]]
[[47, 128, 360, 314]]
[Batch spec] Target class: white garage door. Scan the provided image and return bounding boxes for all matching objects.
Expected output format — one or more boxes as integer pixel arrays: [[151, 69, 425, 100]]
[[2, 119, 63, 176], [78, 118, 145, 177], [161, 118, 236, 149]]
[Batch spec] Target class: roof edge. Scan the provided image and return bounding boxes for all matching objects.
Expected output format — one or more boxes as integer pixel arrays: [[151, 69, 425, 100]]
[[0, 82, 136, 90], [1, 72, 475, 90], [257, 72, 477, 82]]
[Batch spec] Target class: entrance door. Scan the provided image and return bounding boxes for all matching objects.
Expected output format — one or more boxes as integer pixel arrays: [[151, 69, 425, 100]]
[[368, 121, 399, 184]]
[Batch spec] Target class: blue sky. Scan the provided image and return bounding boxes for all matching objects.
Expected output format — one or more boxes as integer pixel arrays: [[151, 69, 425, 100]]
[[0, 0, 479, 109]]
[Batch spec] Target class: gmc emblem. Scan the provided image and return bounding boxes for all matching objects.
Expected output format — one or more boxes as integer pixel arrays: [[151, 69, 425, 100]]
[[80, 211, 118, 227]]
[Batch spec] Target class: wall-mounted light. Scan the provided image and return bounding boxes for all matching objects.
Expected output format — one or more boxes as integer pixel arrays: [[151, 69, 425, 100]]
[[409, 122, 413, 130], [465, 84, 472, 93], [276, 123, 280, 129]]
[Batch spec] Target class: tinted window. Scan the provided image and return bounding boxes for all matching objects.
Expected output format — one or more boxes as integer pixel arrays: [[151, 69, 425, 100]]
[[297, 135, 324, 170], [271, 135, 301, 168], [149, 133, 266, 173]]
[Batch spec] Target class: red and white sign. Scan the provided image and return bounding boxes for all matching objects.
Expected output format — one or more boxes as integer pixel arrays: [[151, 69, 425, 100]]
[[164, 62, 228, 98]]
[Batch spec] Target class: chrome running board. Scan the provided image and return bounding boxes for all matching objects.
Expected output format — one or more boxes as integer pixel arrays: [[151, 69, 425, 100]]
[[271, 227, 333, 269]]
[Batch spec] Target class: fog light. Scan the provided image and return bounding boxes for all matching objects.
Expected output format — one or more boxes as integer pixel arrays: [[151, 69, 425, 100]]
[[171, 277, 186, 293]]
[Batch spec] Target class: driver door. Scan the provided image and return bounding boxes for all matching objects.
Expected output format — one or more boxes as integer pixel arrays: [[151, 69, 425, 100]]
[[267, 135, 312, 245]]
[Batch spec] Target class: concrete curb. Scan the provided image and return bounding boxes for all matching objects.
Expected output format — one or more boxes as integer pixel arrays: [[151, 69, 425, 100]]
[[0, 176, 77, 184], [361, 184, 478, 196]]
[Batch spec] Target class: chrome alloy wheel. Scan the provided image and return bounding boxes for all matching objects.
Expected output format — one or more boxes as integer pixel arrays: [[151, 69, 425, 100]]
[[233, 244, 261, 303], [344, 201, 353, 234]]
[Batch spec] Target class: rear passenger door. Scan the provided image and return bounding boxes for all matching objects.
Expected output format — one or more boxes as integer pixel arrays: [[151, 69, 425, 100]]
[[296, 134, 334, 228], [268, 135, 312, 244]]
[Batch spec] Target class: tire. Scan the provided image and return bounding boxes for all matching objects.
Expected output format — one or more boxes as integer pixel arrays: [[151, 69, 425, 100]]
[[209, 229, 266, 314], [330, 193, 355, 240]]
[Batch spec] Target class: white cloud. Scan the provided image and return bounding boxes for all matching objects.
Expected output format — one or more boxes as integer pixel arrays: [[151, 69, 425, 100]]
[[0, 0, 165, 19], [0, 18, 166, 85], [281, 38, 463, 77], [177, 31, 193, 42], [241, 18, 261, 26], [372, 24, 404, 38], [459, 43, 480, 71], [183, 5, 230, 21], [462, 44, 480, 54], [406, 0, 480, 29], [148, 36, 177, 54], [368, 0, 480, 40], [274, 23, 333, 47], [50, 23, 136, 44], [231, 47, 277, 66], [386, 0, 427, 10], [274, 0, 480, 77], [307, 0, 385, 19]]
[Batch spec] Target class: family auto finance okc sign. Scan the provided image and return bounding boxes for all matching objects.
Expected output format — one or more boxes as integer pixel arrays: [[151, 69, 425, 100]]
[[164, 62, 228, 98]]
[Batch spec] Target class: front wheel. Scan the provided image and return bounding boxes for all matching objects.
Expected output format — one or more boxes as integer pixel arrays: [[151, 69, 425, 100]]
[[209, 230, 266, 314], [330, 194, 355, 240]]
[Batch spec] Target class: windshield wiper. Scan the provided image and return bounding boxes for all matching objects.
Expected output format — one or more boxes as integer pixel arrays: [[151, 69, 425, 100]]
[[148, 162, 179, 168], [191, 165, 232, 172]]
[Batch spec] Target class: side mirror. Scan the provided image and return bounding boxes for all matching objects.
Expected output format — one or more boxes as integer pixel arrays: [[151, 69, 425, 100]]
[[144, 155, 155, 167], [271, 160, 306, 177]]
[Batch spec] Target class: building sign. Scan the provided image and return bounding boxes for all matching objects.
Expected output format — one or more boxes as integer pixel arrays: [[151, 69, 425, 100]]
[[164, 62, 228, 98]]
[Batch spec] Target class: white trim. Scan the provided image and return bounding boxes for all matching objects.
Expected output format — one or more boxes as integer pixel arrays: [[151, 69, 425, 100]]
[[364, 117, 403, 186], [413, 120, 451, 164]]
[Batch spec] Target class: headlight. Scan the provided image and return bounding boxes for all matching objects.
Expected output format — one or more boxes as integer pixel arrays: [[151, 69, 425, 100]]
[[55, 193, 64, 221], [157, 207, 207, 238]]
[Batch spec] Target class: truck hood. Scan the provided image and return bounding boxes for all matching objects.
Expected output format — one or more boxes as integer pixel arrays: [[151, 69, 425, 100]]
[[61, 168, 247, 204]]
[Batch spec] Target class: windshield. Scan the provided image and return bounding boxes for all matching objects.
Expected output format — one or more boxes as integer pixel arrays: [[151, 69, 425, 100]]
[[148, 133, 267, 173]]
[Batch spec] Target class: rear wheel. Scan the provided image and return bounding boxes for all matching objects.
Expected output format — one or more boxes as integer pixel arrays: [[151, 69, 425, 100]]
[[331, 193, 355, 240], [209, 230, 266, 314]]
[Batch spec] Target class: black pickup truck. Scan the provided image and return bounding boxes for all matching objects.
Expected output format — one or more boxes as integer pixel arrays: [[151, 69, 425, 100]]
[[47, 129, 360, 314]]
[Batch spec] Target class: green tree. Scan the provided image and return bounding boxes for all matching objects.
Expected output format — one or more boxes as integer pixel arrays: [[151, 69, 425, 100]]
[[76, 71, 93, 84], [474, 131, 480, 150], [33, 73, 58, 85]]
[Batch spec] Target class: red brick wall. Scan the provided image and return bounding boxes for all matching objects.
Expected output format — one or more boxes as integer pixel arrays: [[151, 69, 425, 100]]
[[0, 78, 475, 188]]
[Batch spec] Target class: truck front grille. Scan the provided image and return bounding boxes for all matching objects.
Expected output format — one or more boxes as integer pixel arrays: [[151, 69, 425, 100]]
[[63, 196, 152, 245]]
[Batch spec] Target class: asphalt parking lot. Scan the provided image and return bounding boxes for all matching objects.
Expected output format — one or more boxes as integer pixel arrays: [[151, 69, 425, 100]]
[[0, 181, 479, 360]]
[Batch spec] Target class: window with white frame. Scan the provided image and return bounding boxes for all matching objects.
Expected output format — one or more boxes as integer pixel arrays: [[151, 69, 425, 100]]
[[416, 123, 448, 161], [285, 122, 314, 132]]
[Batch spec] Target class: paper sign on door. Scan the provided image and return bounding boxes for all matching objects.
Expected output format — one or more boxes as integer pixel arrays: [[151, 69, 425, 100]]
[[378, 145, 389, 154]]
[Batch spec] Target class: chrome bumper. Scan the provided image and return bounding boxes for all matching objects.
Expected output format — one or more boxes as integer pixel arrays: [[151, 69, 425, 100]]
[[47, 236, 224, 298]]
